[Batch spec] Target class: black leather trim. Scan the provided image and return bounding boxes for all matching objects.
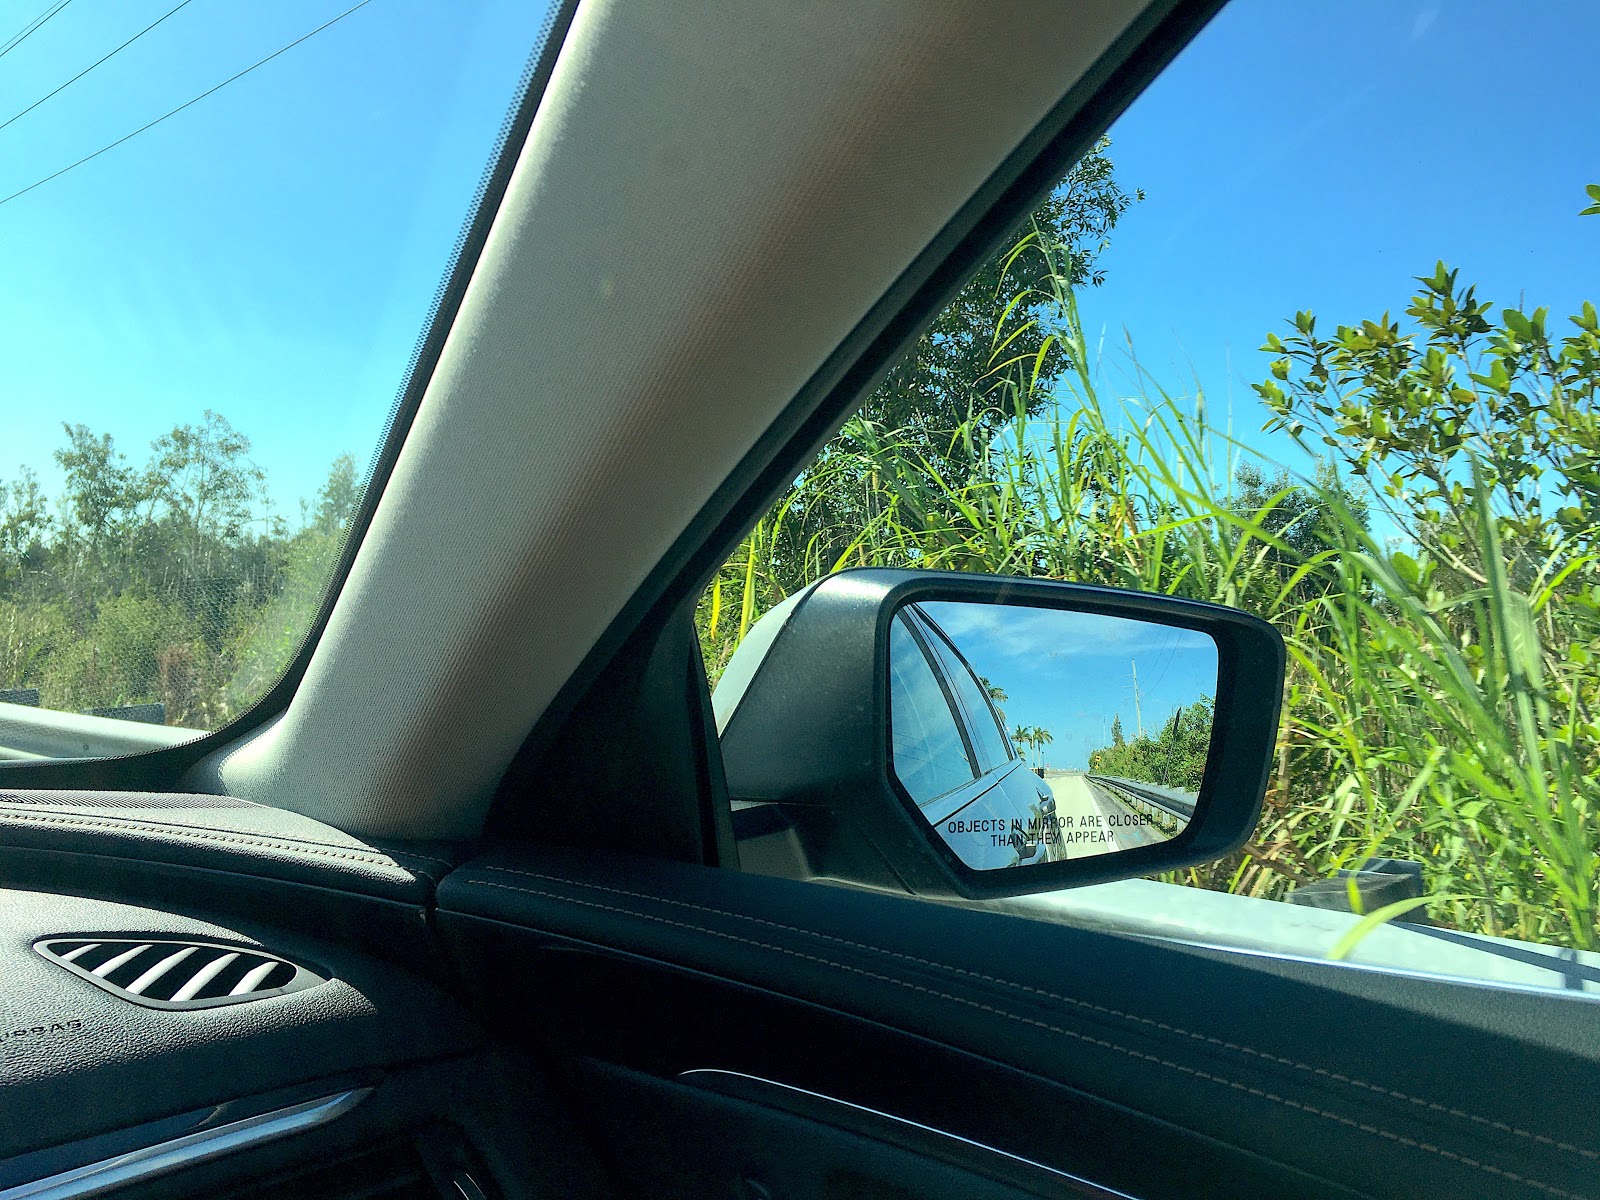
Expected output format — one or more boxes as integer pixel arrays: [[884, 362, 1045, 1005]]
[[446, 935, 1368, 1200], [572, 1057, 1148, 1200], [437, 847, 1600, 1200], [0, 791, 462, 904]]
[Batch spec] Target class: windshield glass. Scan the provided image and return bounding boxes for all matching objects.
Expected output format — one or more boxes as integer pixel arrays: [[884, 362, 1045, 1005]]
[[0, 0, 558, 756]]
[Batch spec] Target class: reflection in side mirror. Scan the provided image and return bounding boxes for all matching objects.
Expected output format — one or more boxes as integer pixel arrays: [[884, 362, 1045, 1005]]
[[890, 602, 1217, 873]]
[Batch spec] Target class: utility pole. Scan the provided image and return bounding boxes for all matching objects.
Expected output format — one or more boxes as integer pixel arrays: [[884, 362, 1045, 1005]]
[[1131, 659, 1143, 739]]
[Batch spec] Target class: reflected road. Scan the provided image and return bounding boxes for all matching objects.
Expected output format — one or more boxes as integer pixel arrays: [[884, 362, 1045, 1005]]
[[1043, 770, 1169, 861]]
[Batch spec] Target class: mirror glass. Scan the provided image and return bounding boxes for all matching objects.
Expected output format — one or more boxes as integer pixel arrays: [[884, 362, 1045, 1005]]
[[888, 601, 1220, 871]]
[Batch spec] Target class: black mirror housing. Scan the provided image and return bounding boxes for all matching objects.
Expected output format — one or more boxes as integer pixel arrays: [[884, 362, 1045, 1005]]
[[714, 569, 1285, 899]]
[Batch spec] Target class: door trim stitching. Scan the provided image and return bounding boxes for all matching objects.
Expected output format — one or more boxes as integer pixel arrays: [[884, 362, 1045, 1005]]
[[469, 864, 1598, 1165], [0, 810, 447, 873], [462, 877, 1584, 1199]]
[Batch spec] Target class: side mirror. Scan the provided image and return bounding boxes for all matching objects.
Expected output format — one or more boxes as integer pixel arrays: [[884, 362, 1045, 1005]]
[[712, 569, 1284, 899]]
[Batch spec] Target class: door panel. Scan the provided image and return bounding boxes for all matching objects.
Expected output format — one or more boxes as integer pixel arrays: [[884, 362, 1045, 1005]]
[[437, 846, 1600, 1200], [573, 1058, 1148, 1200], [448, 938, 1360, 1200]]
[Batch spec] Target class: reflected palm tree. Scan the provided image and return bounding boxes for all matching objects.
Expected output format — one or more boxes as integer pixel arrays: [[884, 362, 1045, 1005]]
[[1032, 726, 1054, 771]]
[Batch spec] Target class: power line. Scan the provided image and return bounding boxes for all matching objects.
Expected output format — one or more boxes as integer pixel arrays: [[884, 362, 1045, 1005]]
[[0, 0, 374, 210], [1144, 630, 1180, 699], [0, 0, 196, 137], [0, 0, 72, 60]]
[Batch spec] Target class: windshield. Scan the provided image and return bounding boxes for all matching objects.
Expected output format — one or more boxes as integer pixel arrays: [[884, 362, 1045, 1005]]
[[0, 0, 558, 756]]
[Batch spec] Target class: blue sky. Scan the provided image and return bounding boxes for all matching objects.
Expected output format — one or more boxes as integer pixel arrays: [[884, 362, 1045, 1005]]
[[1073, 0, 1600, 477], [0, 0, 551, 520], [2, 0, 1596, 526], [919, 601, 1217, 773]]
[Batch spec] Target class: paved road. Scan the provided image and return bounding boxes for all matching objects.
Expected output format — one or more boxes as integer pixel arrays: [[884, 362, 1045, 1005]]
[[1044, 772, 1170, 861]]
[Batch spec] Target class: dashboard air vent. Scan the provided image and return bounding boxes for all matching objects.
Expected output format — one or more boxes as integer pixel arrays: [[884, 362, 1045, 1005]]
[[35, 937, 326, 1010]]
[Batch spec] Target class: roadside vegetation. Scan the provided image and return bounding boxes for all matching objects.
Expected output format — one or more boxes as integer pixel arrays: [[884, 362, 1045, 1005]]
[[3, 138, 1594, 953], [696, 160, 1600, 952], [0, 414, 357, 729], [1086, 699, 1214, 794]]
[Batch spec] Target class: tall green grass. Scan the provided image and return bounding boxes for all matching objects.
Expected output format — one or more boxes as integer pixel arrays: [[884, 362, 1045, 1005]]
[[698, 228, 1599, 950]]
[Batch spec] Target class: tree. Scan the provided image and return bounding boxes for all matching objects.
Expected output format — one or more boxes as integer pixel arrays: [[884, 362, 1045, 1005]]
[[1233, 462, 1368, 561], [0, 468, 49, 574], [750, 136, 1143, 597], [1031, 725, 1054, 770], [1011, 724, 1033, 763], [1109, 714, 1124, 747], [54, 424, 139, 562], [980, 675, 1008, 724], [1088, 698, 1213, 791], [314, 454, 362, 536], [1255, 249, 1600, 592], [857, 135, 1141, 455], [2, 421, 372, 724], [1226, 461, 1370, 609], [148, 410, 266, 578]]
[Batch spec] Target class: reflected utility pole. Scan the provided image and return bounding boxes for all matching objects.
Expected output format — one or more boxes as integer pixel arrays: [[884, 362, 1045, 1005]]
[[1131, 659, 1143, 739]]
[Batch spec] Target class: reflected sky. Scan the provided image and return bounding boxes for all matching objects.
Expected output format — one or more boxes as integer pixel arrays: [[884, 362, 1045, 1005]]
[[918, 601, 1216, 771]]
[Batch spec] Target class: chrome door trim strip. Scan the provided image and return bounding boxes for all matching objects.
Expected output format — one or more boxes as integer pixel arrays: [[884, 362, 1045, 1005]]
[[0, 1088, 371, 1200], [679, 1067, 1141, 1199]]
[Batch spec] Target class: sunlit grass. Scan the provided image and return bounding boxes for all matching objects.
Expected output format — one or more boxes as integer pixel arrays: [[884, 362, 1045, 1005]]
[[698, 232, 1599, 950]]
